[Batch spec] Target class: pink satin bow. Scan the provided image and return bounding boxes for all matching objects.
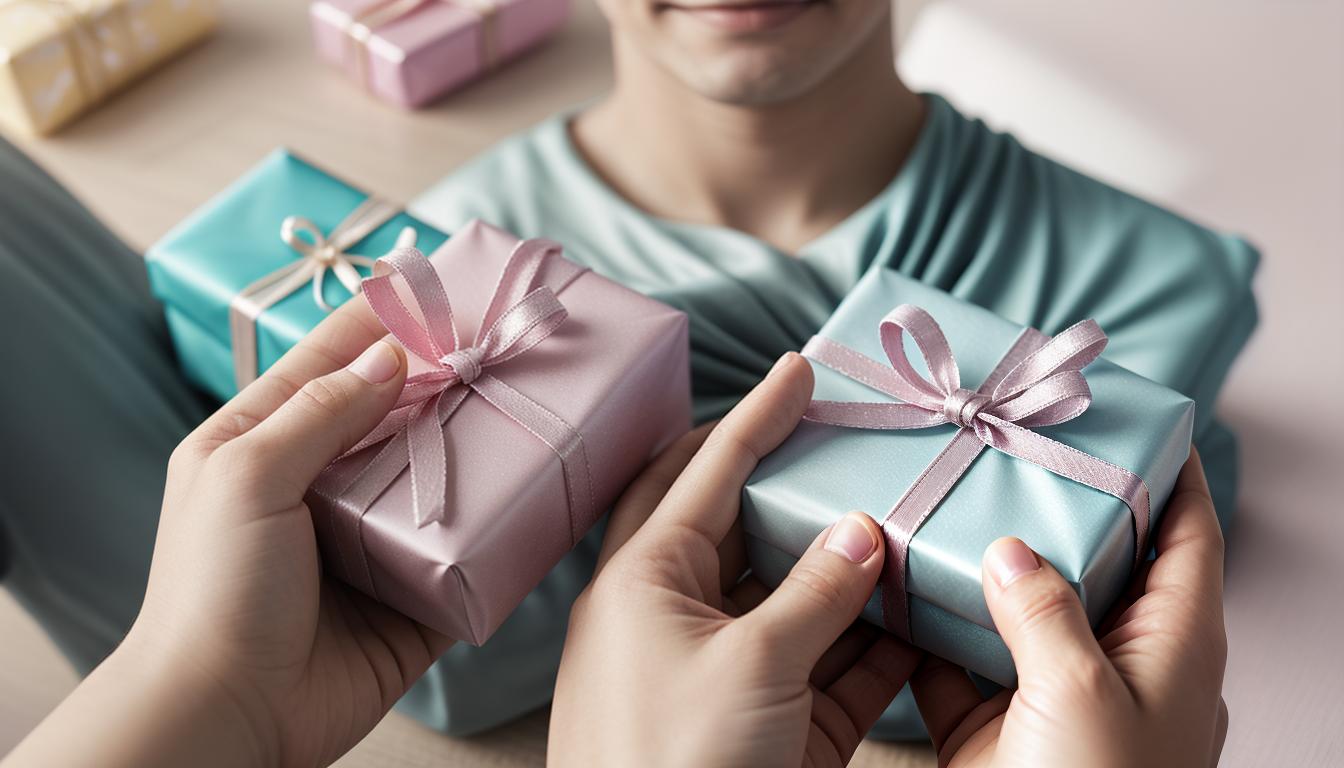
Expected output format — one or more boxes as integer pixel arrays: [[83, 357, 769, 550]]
[[803, 304, 1151, 640], [344, 242, 594, 533]]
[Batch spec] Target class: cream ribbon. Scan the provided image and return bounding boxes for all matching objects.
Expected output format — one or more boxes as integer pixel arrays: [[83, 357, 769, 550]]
[[337, 0, 500, 94], [227, 196, 415, 391]]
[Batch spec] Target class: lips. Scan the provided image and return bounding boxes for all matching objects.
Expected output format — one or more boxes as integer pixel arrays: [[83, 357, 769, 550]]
[[659, 0, 821, 34]]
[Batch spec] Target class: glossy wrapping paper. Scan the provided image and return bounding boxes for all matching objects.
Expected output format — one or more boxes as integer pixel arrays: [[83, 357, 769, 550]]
[[0, 0, 217, 135], [309, 0, 569, 108], [742, 268, 1194, 685], [308, 221, 692, 645], [145, 148, 448, 402]]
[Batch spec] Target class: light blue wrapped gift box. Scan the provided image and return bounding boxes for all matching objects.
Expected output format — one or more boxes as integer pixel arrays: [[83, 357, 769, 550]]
[[742, 267, 1194, 685], [145, 149, 448, 401]]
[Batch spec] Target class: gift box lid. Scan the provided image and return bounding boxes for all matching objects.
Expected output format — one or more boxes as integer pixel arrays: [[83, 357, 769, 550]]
[[743, 267, 1194, 645]]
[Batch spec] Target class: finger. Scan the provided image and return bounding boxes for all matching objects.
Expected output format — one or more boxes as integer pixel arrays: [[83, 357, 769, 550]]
[[738, 512, 885, 670], [909, 655, 983, 751], [639, 352, 813, 547], [189, 293, 389, 452], [823, 633, 921, 738], [1210, 697, 1229, 768], [1146, 450, 1225, 617], [1098, 559, 1153, 635], [214, 340, 407, 501], [981, 537, 1119, 695], [596, 423, 712, 572], [810, 621, 882, 689]]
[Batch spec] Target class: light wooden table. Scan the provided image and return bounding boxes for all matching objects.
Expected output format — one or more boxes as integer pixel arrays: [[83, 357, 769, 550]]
[[0, 2, 933, 766]]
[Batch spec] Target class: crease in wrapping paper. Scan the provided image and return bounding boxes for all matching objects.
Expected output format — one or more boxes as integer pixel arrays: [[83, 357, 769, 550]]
[[0, 0, 217, 134]]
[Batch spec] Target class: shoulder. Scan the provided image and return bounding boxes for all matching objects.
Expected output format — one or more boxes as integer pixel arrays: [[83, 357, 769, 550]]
[[930, 94, 1260, 287]]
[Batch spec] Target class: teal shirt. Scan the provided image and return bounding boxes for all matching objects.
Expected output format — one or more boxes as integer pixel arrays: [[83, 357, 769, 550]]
[[0, 93, 1257, 742], [411, 94, 1256, 490], [405, 93, 1257, 737]]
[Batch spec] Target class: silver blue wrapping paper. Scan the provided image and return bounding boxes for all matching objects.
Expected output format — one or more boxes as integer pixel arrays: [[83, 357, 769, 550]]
[[742, 267, 1194, 685]]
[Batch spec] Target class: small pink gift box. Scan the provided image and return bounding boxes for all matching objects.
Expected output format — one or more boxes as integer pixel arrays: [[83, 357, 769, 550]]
[[308, 221, 691, 644], [309, 0, 569, 108]]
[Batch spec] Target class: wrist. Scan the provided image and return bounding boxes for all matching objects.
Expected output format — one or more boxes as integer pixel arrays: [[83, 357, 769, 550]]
[[4, 626, 278, 768], [108, 625, 280, 768]]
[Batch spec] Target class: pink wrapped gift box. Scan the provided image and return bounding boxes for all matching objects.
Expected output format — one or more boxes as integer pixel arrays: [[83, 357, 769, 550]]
[[309, 0, 569, 108], [308, 221, 691, 644]]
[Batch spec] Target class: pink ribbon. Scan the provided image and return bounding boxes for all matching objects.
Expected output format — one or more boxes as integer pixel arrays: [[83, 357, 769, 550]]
[[803, 305, 1151, 641], [323, 240, 596, 562]]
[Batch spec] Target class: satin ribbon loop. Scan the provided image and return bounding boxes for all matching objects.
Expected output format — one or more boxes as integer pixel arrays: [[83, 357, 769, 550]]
[[228, 197, 406, 390], [347, 239, 596, 535], [802, 304, 1152, 641]]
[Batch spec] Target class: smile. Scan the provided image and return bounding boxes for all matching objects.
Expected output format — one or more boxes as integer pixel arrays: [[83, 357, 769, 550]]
[[657, 0, 823, 34]]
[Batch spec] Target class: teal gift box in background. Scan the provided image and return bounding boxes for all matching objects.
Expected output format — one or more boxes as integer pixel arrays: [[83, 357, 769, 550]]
[[146, 149, 449, 402], [742, 267, 1194, 686]]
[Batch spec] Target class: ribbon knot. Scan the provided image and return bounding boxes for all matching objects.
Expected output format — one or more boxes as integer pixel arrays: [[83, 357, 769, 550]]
[[440, 347, 484, 386], [281, 215, 382, 311], [943, 388, 989, 429], [801, 303, 1152, 642]]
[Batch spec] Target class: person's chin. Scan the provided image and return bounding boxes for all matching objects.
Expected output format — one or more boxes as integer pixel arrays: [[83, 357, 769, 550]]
[[653, 0, 835, 104], [682, 59, 820, 105]]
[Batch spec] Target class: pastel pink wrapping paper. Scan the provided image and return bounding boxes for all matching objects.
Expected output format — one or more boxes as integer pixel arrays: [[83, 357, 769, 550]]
[[309, 0, 570, 108], [307, 221, 691, 644]]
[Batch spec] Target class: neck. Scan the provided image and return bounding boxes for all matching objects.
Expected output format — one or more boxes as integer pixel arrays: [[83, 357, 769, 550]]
[[572, 19, 924, 252]]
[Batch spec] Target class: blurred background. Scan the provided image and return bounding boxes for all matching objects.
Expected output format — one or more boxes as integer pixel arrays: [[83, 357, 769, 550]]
[[2, 1, 1340, 766]]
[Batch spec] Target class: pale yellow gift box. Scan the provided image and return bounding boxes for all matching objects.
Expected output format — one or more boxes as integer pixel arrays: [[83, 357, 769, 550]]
[[0, 0, 217, 135]]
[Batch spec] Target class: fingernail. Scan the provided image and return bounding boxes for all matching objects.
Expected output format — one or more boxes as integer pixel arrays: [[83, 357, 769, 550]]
[[766, 352, 796, 380], [347, 340, 401, 384], [985, 537, 1040, 588], [824, 512, 878, 564]]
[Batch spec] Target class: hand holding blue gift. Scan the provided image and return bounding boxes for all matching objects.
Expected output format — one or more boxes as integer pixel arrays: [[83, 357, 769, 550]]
[[547, 353, 1228, 768]]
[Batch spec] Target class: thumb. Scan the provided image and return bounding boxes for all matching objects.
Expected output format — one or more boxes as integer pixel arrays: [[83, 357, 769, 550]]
[[223, 339, 407, 495], [982, 537, 1117, 693], [739, 512, 885, 671]]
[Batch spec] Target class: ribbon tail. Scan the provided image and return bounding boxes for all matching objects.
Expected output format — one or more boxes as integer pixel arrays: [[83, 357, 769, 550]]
[[407, 389, 468, 528], [329, 258, 366, 298], [978, 416, 1152, 563], [878, 429, 987, 641]]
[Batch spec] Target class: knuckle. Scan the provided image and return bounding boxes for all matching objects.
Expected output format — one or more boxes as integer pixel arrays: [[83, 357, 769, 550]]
[[166, 440, 199, 477], [1066, 654, 1113, 692], [785, 562, 853, 617], [699, 422, 756, 465], [204, 440, 270, 497], [1012, 581, 1082, 635], [293, 375, 351, 422]]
